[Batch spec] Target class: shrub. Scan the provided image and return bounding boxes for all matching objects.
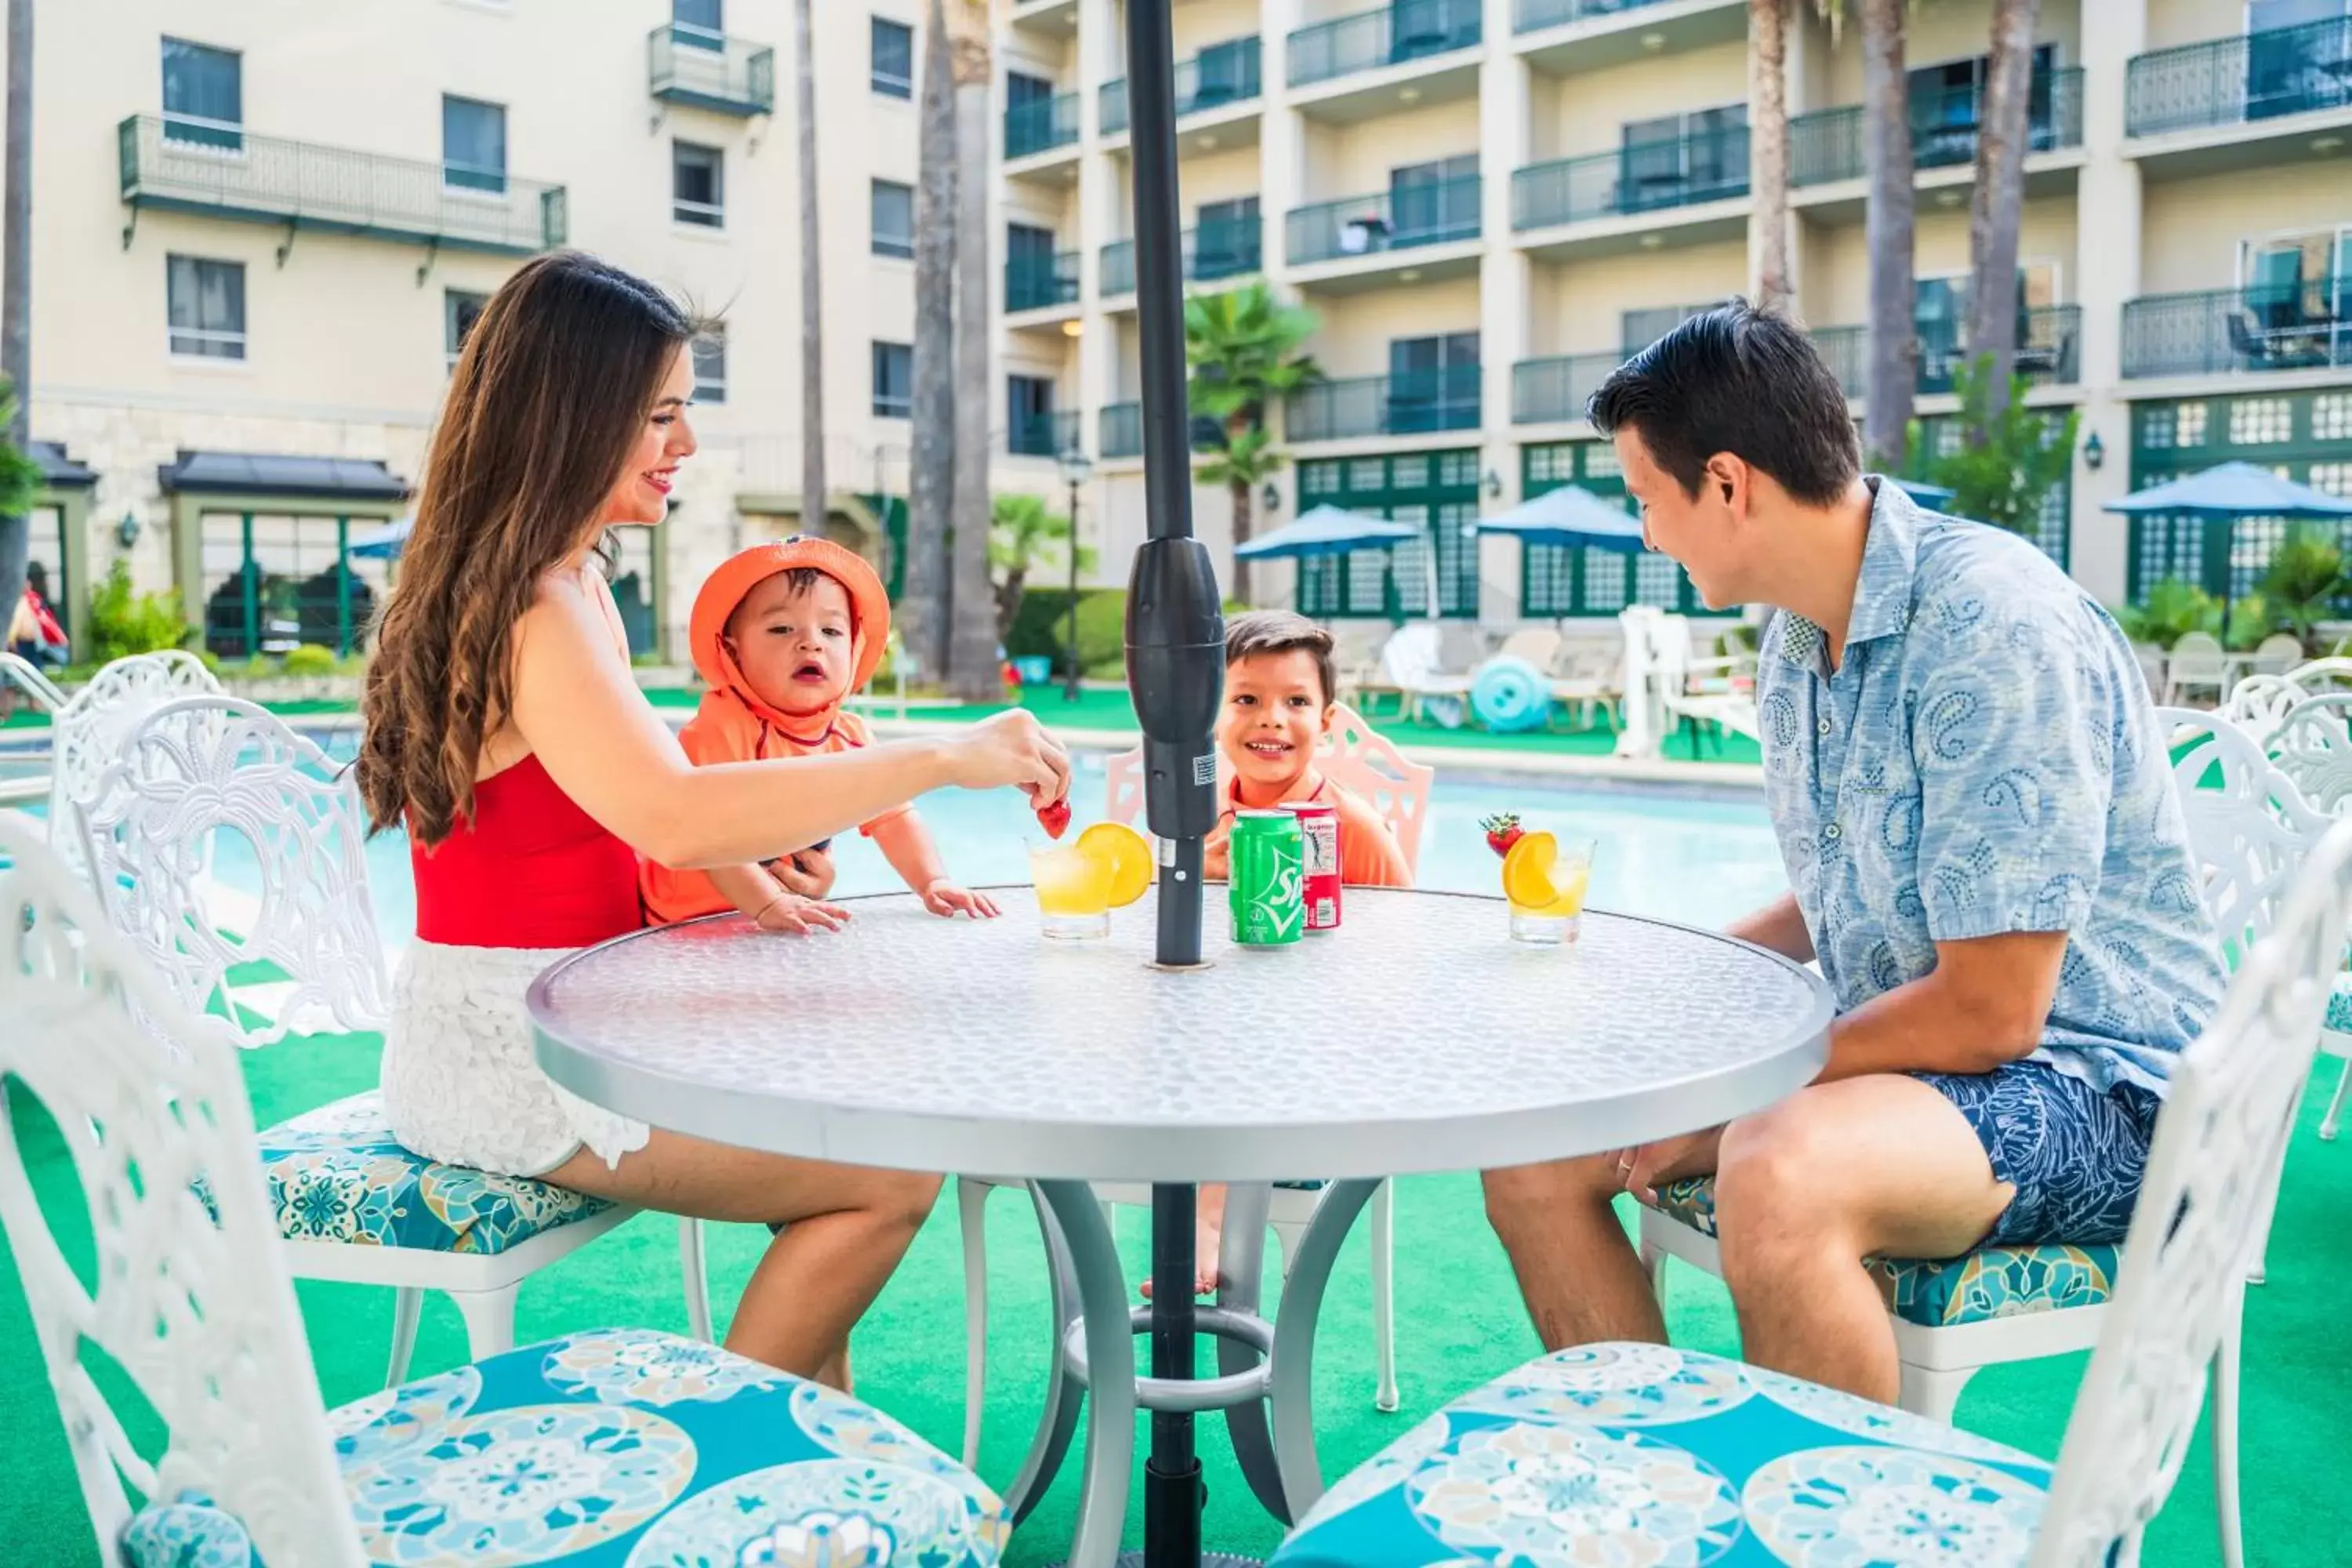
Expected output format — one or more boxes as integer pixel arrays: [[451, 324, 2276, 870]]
[[84, 560, 192, 664], [1006, 588, 1127, 678], [2115, 579, 2220, 649], [281, 643, 338, 677]]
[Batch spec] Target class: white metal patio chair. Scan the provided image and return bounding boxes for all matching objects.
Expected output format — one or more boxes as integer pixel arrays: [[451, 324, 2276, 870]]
[[0, 817, 1010, 1568], [2164, 630, 2230, 706], [71, 695, 713, 1385], [2287, 654, 2352, 692], [2220, 672, 2310, 747], [957, 704, 1432, 1466], [1634, 707, 2325, 1568], [1276, 813, 2352, 1567], [2258, 691, 2352, 1140], [2251, 631, 2305, 677], [43, 650, 219, 881], [1377, 622, 1473, 727]]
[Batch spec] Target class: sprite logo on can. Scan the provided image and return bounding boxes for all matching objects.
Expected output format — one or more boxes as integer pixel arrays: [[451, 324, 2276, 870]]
[[1230, 808, 1305, 946]]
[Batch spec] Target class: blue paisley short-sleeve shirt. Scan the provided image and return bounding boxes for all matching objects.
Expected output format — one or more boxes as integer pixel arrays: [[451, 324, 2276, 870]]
[[1755, 480, 2225, 1097]]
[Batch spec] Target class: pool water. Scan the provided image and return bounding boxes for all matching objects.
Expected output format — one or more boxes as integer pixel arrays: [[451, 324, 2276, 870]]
[[18, 735, 1791, 951]]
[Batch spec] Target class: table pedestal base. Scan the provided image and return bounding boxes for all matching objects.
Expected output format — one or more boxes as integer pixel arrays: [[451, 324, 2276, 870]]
[[1004, 1178, 1385, 1568]]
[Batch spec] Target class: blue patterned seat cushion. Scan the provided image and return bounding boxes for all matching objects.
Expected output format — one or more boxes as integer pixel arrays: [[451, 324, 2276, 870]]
[[122, 1330, 1009, 1566], [259, 1091, 612, 1255], [1273, 1343, 2050, 1567], [2325, 973, 2352, 1034], [1650, 1178, 2122, 1329]]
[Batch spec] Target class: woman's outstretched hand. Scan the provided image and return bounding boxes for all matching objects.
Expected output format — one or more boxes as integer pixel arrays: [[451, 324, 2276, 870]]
[[946, 710, 1070, 808]]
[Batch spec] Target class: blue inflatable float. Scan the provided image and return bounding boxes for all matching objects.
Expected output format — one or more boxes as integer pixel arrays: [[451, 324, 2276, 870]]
[[1470, 655, 1551, 733]]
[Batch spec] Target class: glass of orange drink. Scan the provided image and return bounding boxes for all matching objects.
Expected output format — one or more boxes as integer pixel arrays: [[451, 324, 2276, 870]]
[[1029, 822, 1153, 940], [1501, 831, 1595, 946]]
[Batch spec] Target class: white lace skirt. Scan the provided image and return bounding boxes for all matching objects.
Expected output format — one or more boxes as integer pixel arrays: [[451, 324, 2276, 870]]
[[379, 940, 652, 1178]]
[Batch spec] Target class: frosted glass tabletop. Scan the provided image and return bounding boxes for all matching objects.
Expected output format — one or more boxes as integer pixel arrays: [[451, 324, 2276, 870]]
[[530, 886, 1832, 1182]]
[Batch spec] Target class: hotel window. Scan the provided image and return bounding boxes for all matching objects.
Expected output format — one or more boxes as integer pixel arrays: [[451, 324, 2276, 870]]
[[445, 289, 488, 370], [442, 95, 507, 193], [873, 341, 913, 417], [872, 180, 915, 258], [673, 141, 724, 228], [167, 255, 246, 361], [693, 329, 728, 404], [872, 17, 914, 98], [161, 38, 241, 150]]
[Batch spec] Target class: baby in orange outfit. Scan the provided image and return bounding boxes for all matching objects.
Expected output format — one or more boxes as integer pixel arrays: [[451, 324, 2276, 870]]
[[641, 536, 998, 931]]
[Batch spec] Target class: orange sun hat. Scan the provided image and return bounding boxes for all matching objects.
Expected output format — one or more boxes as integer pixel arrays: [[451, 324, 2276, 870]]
[[687, 535, 894, 718]]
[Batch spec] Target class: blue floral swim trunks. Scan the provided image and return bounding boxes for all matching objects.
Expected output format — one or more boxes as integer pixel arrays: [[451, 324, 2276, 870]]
[[1913, 1061, 2163, 1250]]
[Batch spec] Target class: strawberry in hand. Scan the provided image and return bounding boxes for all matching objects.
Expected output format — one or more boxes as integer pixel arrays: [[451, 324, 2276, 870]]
[[1036, 797, 1073, 840], [1481, 813, 1525, 858]]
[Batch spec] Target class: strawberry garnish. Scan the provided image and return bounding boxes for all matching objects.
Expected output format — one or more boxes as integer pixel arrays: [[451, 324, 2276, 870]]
[[1482, 813, 1524, 858], [1036, 798, 1073, 840]]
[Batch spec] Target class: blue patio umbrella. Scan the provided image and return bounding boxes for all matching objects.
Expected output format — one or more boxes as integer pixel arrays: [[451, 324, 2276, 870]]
[[1236, 504, 1434, 618], [2103, 461, 2352, 639], [1468, 485, 1646, 551], [348, 516, 413, 559], [1893, 477, 1956, 507], [1232, 503, 1421, 557]]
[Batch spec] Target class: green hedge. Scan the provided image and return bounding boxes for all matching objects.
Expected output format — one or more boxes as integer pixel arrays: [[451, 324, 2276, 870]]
[[1006, 589, 1127, 678]]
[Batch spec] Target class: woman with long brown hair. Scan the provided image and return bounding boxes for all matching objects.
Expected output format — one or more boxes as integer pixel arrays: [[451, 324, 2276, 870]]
[[360, 252, 1068, 1387]]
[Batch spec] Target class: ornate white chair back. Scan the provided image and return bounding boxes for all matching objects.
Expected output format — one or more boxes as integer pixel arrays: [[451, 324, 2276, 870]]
[[2035, 817, 2352, 1564], [75, 696, 389, 1044], [2154, 706, 2334, 963], [2269, 691, 2352, 814], [2219, 673, 2309, 748], [0, 818, 362, 1565], [45, 652, 220, 882], [1103, 701, 1433, 877]]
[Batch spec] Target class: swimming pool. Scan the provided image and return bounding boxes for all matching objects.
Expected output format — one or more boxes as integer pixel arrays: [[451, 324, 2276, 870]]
[[9, 734, 1790, 949]]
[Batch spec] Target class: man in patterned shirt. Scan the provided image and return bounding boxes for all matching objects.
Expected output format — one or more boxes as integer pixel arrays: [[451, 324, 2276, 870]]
[[1482, 302, 2225, 1402]]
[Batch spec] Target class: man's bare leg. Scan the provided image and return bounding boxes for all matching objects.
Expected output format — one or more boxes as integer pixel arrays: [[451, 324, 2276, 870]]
[[1482, 1152, 1668, 1349], [1713, 1074, 2010, 1403]]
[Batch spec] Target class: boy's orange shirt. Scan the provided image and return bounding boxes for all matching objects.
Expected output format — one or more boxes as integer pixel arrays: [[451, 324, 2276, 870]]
[[639, 696, 911, 924], [1210, 768, 1413, 888]]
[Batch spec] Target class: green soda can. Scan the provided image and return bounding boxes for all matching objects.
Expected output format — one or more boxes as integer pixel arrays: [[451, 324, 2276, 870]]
[[1229, 808, 1306, 947]]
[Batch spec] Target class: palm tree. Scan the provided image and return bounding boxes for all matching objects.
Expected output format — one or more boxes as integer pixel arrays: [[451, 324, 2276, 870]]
[[0, 0, 34, 629], [1860, 0, 1915, 466], [989, 490, 1090, 641], [903, 0, 957, 683], [1749, 0, 1794, 311], [1185, 281, 1319, 606], [793, 0, 826, 545], [1965, 0, 2042, 435], [946, 0, 998, 701]]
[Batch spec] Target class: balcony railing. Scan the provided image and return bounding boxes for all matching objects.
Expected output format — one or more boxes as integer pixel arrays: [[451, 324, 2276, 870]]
[[1288, 0, 1482, 89], [1102, 220, 1264, 296], [1011, 408, 1081, 459], [648, 24, 777, 116], [2127, 16, 2352, 138], [1514, 129, 1750, 229], [1287, 367, 1482, 441], [1287, 177, 1481, 266], [1790, 67, 2084, 186], [1512, 353, 1625, 423], [1515, 0, 1685, 32], [1101, 402, 1226, 458], [1809, 305, 2082, 397], [1005, 92, 1080, 159], [1102, 38, 1261, 134], [2122, 284, 2352, 378], [1006, 250, 1080, 313], [118, 114, 567, 253]]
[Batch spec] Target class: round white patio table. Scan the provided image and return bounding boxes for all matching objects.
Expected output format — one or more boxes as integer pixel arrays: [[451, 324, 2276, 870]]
[[530, 884, 1834, 1568]]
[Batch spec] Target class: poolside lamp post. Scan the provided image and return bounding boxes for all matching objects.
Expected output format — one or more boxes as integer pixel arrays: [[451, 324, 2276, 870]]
[[1123, 0, 1225, 1561], [1058, 443, 1094, 702]]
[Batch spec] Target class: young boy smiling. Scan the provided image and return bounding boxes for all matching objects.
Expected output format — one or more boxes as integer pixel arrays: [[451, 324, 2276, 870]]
[[1205, 610, 1410, 888], [1157, 611, 1409, 1299]]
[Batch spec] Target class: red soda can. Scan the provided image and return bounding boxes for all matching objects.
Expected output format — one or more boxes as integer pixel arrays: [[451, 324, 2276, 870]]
[[1284, 800, 1341, 932]]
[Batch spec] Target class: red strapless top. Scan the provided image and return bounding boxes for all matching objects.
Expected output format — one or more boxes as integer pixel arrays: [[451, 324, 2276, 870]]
[[410, 753, 643, 948]]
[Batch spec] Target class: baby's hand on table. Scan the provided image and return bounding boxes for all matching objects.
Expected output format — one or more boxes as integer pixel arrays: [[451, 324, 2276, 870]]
[[755, 892, 851, 935], [774, 848, 837, 899], [922, 880, 1000, 919]]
